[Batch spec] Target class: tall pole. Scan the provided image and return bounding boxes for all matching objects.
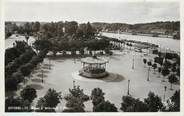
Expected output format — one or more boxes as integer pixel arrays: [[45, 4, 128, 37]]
[[73, 80, 75, 88], [41, 70, 43, 83], [162, 75, 166, 82], [164, 86, 167, 102], [132, 53, 134, 69], [147, 67, 150, 81], [49, 58, 51, 69], [127, 80, 130, 95]]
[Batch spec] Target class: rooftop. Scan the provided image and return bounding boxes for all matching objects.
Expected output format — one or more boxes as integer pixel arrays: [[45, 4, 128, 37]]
[[81, 56, 109, 64]]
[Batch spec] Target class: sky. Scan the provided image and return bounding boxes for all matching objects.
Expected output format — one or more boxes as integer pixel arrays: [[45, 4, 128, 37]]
[[5, 1, 180, 24]]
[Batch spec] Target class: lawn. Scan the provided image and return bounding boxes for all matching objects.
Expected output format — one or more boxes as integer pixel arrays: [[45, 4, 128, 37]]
[[16, 49, 179, 112]]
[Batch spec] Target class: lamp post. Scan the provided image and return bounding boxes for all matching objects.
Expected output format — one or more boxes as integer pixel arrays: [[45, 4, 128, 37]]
[[25, 33, 29, 45], [165, 48, 168, 59], [73, 80, 76, 88], [147, 67, 150, 81], [41, 70, 44, 83], [162, 75, 166, 82], [147, 60, 152, 81], [132, 52, 135, 70], [164, 86, 167, 102], [127, 80, 130, 96], [49, 58, 51, 69], [74, 58, 76, 64]]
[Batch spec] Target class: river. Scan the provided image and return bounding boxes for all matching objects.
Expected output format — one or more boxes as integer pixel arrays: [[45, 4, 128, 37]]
[[102, 32, 180, 52]]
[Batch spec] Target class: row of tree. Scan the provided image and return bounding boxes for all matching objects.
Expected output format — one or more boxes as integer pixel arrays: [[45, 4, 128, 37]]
[[5, 41, 29, 65], [5, 22, 41, 38], [5, 41, 48, 91], [5, 41, 36, 91], [5, 21, 97, 39], [32, 38, 110, 57], [5, 85, 37, 112], [7, 21, 112, 56], [5, 85, 180, 112], [121, 90, 180, 112], [143, 56, 179, 90], [6, 21, 117, 57]]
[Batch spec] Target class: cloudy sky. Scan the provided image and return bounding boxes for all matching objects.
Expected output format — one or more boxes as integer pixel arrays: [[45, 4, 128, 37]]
[[5, 1, 179, 24]]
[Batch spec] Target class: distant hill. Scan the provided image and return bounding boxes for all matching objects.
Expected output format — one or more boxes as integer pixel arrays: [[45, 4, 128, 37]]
[[91, 21, 180, 39]]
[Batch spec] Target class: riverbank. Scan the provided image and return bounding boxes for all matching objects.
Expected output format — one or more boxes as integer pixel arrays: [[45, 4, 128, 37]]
[[102, 31, 174, 39]]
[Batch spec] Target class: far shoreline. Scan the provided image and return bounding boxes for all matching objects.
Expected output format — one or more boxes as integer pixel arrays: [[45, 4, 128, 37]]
[[101, 31, 179, 40]]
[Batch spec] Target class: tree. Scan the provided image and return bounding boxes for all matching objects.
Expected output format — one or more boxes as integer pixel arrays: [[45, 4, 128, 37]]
[[29, 56, 41, 66], [32, 21, 40, 32], [121, 95, 135, 111], [20, 64, 32, 78], [147, 61, 152, 67], [11, 71, 24, 83], [152, 63, 157, 74], [143, 59, 147, 68], [158, 67, 162, 78], [42, 88, 61, 108], [79, 48, 84, 55], [5, 97, 23, 112], [25, 34, 30, 44], [56, 21, 64, 37], [121, 95, 148, 112], [91, 88, 105, 106], [168, 74, 178, 90], [36, 97, 46, 110], [144, 92, 163, 112], [161, 67, 170, 82], [19, 49, 36, 64], [86, 22, 96, 37], [66, 85, 89, 101], [5, 96, 33, 112], [169, 90, 180, 111], [171, 64, 177, 72], [33, 39, 52, 52], [5, 77, 19, 91], [23, 22, 32, 35], [64, 21, 78, 35], [154, 57, 163, 66], [132, 99, 149, 112], [98, 38, 110, 51], [162, 68, 169, 77], [20, 86, 37, 103], [5, 47, 21, 65], [90, 88, 115, 112], [5, 62, 18, 78], [77, 22, 96, 39], [64, 85, 89, 112], [93, 100, 117, 112], [14, 40, 28, 53], [176, 67, 180, 77], [64, 96, 85, 112]]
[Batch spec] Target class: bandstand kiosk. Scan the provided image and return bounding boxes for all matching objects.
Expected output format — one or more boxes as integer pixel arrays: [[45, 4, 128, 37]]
[[79, 56, 109, 78]]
